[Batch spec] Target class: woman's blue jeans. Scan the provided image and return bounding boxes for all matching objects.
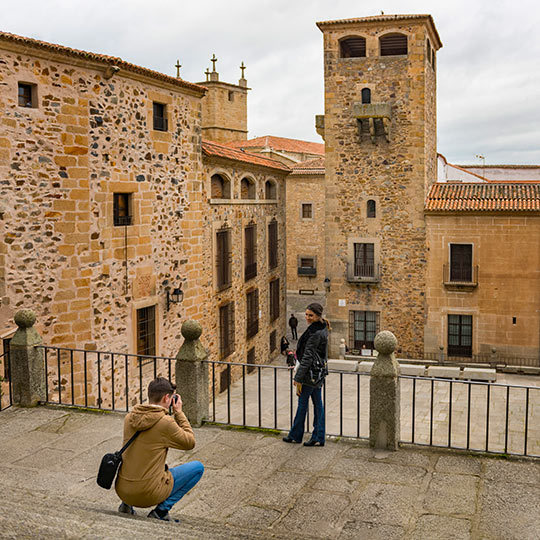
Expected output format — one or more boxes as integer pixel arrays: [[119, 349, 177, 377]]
[[288, 384, 325, 443], [156, 460, 204, 512]]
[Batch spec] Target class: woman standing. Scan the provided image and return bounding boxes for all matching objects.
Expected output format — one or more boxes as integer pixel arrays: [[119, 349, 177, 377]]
[[283, 302, 329, 447]]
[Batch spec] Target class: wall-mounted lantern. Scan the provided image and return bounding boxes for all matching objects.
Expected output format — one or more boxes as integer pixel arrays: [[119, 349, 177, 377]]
[[166, 286, 184, 311], [324, 277, 331, 291]]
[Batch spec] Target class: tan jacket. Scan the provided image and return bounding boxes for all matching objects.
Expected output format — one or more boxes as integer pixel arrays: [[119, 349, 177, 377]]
[[114, 404, 195, 507]]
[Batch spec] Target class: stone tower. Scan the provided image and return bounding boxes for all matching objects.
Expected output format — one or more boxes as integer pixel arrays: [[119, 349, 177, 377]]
[[316, 14, 442, 356], [198, 56, 249, 143]]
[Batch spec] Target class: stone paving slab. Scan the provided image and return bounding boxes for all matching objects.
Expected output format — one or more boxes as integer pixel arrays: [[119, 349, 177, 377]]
[[0, 406, 539, 539]]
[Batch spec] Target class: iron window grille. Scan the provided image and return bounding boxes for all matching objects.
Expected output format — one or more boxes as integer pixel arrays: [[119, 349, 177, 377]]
[[136, 306, 156, 358], [269, 329, 277, 353], [246, 289, 259, 339], [219, 302, 235, 359], [113, 193, 132, 226], [153, 102, 168, 131], [449, 244, 473, 282], [269, 278, 280, 321], [349, 310, 379, 350], [448, 314, 473, 358], [353, 243, 375, 277], [244, 223, 257, 281], [268, 219, 278, 269], [216, 228, 232, 290]]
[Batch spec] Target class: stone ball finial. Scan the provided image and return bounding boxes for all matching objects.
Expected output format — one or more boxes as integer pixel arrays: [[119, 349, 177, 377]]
[[374, 331, 397, 355], [14, 309, 36, 328], [181, 319, 202, 341]]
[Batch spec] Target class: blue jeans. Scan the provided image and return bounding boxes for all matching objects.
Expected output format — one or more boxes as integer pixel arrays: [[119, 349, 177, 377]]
[[288, 384, 325, 443], [156, 460, 204, 512]]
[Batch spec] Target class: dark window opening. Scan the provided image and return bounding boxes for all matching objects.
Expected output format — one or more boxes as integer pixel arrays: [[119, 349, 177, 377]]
[[448, 314, 472, 357], [367, 199, 376, 218], [228, 91, 234, 101], [268, 219, 278, 269], [265, 180, 277, 200], [361, 87, 371, 104], [244, 223, 257, 281], [298, 256, 316, 276], [512, 317, 517, 325], [353, 242, 375, 277], [240, 177, 255, 199], [216, 228, 232, 290], [349, 311, 379, 350], [450, 244, 472, 282], [340, 36, 366, 58], [269, 330, 277, 353], [153, 102, 168, 131], [247, 347, 256, 374], [18, 83, 35, 108], [211, 174, 231, 199], [2, 338, 11, 382], [302, 203, 313, 219], [137, 306, 156, 358], [219, 302, 235, 359], [380, 33, 408, 56], [269, 278, 280, 321], [246, 289, 259, 339], [113, 193, 132, 226]]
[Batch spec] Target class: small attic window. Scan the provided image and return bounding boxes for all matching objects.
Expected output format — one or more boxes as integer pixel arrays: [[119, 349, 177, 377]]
[[380, 33, 408, 56], [340, 37, 366, 58], [361, 88, 371, 104], [18, 82, 37, 108], [228, 91, 234, 102]]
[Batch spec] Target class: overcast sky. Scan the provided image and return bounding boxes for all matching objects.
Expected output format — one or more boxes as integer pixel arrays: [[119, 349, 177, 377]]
[[2, 0, 540, 164]]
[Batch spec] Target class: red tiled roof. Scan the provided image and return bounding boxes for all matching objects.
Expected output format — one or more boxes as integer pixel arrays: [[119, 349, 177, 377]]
[[229, 136, 324, 156], [425, 182, 540, 212], [0, 31, 206, 95], [202, 140, 290, 172], [290, 156, 325, 175]]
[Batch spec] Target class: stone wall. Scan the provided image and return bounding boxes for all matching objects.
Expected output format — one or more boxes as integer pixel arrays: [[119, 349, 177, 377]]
[[425, 214, 540, 359]]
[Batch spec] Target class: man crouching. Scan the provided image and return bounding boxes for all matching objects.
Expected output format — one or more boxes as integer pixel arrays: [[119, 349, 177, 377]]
[[115, 377, 204, 522]]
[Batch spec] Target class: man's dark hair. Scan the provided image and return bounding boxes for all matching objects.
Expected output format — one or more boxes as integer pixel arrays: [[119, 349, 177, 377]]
[[148, 377, 176, 403]]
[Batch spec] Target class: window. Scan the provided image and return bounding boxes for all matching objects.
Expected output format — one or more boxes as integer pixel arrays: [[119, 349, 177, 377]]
[[18, 83, 36, 108], [339, 36, 366, 58], [380, 33, 408, 56], [361, 88, 371, 104], [137, 306, 156, 357], [269, 330, 277, 353], [228, 91, 234, 101], [211, 174, 231, 199], [240, 177, 256, 199], [216, 228, 232, 290], [265, 180, 277, 200], [269, 278, 280, 321], [367, 199, 376, 218], [349, 311, 379, 350], [247, 347, 256, 374], [153, 102, 168, 131], [246, 289, 259, 339], [113, 193, 132, 226], [448, 315, 472, 357], [298, 256, 316, 276], [353, 243, 375, 277], [268, 219, 278, 269], [450, 244, 472, 282], [301, 203, 313, 219], [244, 223, 257, 281], [219, 302, 235, 359]]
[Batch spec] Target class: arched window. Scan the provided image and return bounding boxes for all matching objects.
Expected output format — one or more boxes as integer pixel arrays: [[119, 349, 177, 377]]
[[361, 88, 371, 104], [240, 177, 256, 199], [211, 174, 231, 199], [367, 200, 376, 218], [265, 180, 277, 200], [380, 33, 408, 56], [339, 36, 366, 58]]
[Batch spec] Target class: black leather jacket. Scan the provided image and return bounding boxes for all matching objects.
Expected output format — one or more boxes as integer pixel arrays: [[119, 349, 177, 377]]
[[294, 320, 328, 388]]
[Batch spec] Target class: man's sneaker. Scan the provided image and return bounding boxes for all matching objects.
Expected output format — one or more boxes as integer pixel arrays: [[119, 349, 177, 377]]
[[147, 508, 180, 523], [118, 502, 136, 515]]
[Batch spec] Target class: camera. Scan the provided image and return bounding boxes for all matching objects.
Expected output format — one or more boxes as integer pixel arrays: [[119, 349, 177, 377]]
[[172, 394, 179, 404]]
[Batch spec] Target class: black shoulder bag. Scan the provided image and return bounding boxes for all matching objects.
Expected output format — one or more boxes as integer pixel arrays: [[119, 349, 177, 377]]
[[97, 431, 140, 489]]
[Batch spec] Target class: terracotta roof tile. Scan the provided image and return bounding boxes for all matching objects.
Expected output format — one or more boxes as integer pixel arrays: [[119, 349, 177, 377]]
[[229, 136, 324, 156], [202, 140, 290, 172], [425, 182, 540, 212], [0, 31, 206, 95], [290, 156, 325, 175]]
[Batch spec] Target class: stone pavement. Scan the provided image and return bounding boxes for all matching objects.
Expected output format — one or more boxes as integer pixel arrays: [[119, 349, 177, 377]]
[[0, 406, 539, 539]]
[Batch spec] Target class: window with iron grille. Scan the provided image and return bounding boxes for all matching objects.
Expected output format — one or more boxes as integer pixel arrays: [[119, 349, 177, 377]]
[[153, 102, 168, 131], [448, 314, 472, 357], [18, 83, 35, 108], [216, 228, 232, 290], [353, 243, 375, 277], [244, 223, 257, 281], [219, 302, 235, 359], [246, 289, 259, 339], [380, 33, 408, 56], [269, 278, 280, 321], [450, 244, 473, 282], [349, 311, 379, 350], [367, 200, 376, 218], [269, 330, 276, 353], [339, 36, 366, 58], [247, 347, 256, 374], [301, 203, 313, 219], [137, 306, 156, 357], [268, 219, 278, 269], [113, 193, 132, 226]]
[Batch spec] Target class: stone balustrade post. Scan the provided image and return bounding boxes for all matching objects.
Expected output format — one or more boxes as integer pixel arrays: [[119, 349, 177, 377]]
[[175, 320, 209, 426], [369, 330, 400, 451], [9, 309, 45, 407]]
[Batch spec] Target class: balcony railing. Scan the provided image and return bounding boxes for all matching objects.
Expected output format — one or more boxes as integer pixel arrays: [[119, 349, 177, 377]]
[[443, 264, 478, 289], [298, 266, 316, 276], [347, 262, 380, 283]]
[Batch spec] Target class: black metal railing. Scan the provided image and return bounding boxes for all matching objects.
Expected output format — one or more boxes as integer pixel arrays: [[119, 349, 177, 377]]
[[443, 263, 478, 287], [0, 349, 12, 411], [346, 262, 380, 283]]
